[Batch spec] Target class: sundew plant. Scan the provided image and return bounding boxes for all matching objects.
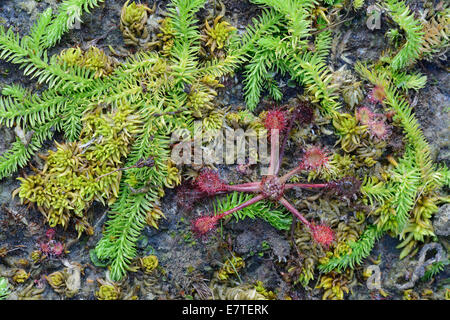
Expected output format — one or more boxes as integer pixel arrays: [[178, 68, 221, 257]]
[[0, 0, 448, 300]]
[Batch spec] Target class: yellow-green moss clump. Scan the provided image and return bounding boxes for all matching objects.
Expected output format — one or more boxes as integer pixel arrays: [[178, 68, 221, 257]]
[[12, 269, 29, 283], [120, 0, 154, 46], [96, 284, 121, 300], [157, 17, 176, 56], [139, 255, 158, 274], [316, 269, 354, 300], [186, 75, 224, 119], [217, 255, 245, 281], [15, 101, 140, 236], [332, 112, 367, 153], [202, 15, 236, 54], [57, 46, 115, 78]]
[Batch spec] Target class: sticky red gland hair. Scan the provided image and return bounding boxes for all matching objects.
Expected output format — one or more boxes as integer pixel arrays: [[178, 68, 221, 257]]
[[356, 107, 374, 125], [264, 110, 287, 131], [368, 120, 390, 140], [310, 223, 334, 248], [191, 215, 219, 237], [369, 85, 386, 104], [195, 169, 225, 195], [302, 146, 328, 170]]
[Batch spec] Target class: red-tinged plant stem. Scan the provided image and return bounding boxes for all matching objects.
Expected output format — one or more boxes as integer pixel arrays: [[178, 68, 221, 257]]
[[279, 163, 306, 184], [216, 194, 266, 219], [276, 110, 297, 175], [278, 197, 311, 228], [267, 129, 279, 176], [285, 183, 328, 190], [224, 182, 261, 193]]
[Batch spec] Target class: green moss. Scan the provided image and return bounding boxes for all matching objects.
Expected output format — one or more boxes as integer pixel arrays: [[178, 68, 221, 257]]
[[0, 277, 10, 300], [57, 46, 116, 78], [332, 113, 367, 153], [120, 0, 154, 46], [139, 255, 158, 274], [96, 284, 120, 300], [217, 255, 245, 281], [15, 100, 139, 236], [203, 16, 236, 53]]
